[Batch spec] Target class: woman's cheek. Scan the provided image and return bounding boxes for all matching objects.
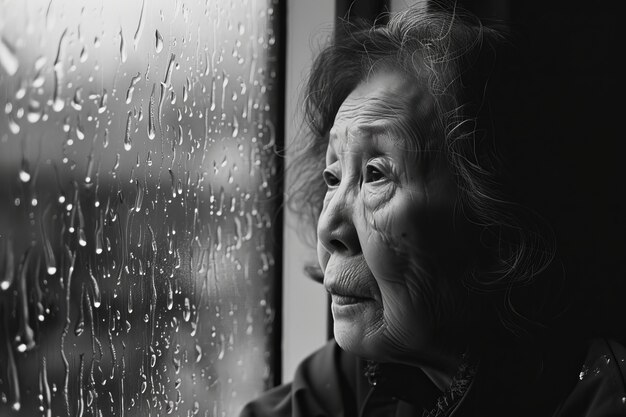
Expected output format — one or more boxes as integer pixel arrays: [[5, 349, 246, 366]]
[[360, 222, 413, 286], [317, 192, 333, 269], [361, 185, 397, 235], [363, 189, 421, 247], [361, 191, 426, 283], [362, 183, 395, 210]]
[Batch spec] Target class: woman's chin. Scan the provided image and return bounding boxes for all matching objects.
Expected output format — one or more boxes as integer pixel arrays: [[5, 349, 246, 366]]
[[332, 298, 383, 358]]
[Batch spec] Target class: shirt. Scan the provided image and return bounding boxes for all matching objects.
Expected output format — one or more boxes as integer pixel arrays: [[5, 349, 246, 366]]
[[240, 338, 626, 417]]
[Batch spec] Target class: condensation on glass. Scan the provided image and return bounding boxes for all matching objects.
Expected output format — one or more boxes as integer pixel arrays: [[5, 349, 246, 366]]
[[0, 0, 281, 415]]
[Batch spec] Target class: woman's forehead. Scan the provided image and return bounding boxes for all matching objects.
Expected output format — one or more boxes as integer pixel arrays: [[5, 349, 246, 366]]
[[333, 72, 415, 125], [329, 71, 435, 151]]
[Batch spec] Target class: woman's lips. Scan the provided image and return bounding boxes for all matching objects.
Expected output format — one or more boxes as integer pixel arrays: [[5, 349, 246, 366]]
[[327, 281, 371, 300], [325, 274, 373, 301], [323, 254, 377, 302]]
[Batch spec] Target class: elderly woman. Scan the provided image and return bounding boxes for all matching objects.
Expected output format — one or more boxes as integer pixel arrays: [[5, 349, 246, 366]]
[[242, 7, 626, 417]]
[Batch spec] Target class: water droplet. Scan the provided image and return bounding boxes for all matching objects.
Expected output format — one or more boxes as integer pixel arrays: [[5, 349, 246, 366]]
[[94, 217, 104, 255], [119, 27, 127, 63], [31, 69, 44, 87], [71, 196, 87, 246], [155, 30, 164, 53], [98, 89, 108, 113], [59, 117, 69, 133], [195, 345, 202, 363], [164, 53, 176, 86], [51, 29, 67, 112], [71, 87, 83, 110], [124, 111, 133, 151], [221, 72, 229, 110], [232, 113, 239, 137], [40, 212, 57, 275], [15, 81, 26, 99], [217, 333, 226, 360], [76, 118, 85, 140], [177, 124, 183, 146], [15, 249, 36, 351], [4, 320, 21, 409], [167, 280, 174, 310], [8, 114, 20, 134], [134, 179, 144, 212], [19, 169, 31, 183], [1, 238, 15, 290], [183, 297, 191, 322], [74, 315, 85, 336], [133, 0, 146, 50], [0, 36, 19, 75], [169, 169, 177, 199], [40, 357, 52, 415], [127, 286, 134, 314], [27, 100, 43, 123], [84, 154, 95, 185], [88, 266, 101, 308], [148, 83, 156, 139], [126, 72, 142, 104], [210, 78, 216, 111], [215, 225, 222, 251], [52, 84, 65, 112]]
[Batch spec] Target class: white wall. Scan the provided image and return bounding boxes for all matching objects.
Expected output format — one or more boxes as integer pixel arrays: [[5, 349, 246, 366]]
[[282, 0, 334, 383]]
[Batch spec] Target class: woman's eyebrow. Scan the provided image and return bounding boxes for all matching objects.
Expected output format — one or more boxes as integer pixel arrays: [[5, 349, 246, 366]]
[[329, 121, 413, 154], [356, 123, 413, 148], [331, 122, 402, 140]]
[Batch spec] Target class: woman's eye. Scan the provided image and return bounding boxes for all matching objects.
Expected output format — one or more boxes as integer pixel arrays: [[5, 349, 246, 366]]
[[322, 169, 340, 187], [364, 164, 386, 183]]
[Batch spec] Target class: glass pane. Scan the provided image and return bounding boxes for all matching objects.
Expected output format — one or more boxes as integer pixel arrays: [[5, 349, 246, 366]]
[[0, 0, 282, 416]]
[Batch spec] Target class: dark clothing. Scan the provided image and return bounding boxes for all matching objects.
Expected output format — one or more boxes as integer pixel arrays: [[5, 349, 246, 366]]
[[241, 338, 626, 417]]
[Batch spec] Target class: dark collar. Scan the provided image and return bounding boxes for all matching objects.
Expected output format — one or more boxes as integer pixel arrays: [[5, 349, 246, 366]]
[[345, 336, 590, 417], [357, 357, 478, 416]]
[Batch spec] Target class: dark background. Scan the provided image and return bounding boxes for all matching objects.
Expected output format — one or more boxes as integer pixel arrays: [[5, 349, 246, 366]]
[[334, 0, 626, 344]]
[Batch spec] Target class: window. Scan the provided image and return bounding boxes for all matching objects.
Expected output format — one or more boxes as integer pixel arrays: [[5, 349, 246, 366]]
[[0, 0, 282, 415]]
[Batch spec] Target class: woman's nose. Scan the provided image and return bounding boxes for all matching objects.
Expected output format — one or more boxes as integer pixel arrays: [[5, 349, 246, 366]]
[[317, 188, 361, 256]]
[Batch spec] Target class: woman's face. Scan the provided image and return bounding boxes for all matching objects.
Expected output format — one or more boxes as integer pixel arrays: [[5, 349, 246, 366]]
[[317, 71, 468, 366]]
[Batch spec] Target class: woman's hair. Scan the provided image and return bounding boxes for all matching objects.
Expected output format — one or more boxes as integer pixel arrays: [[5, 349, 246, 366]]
[[289, 7, 558, 341]]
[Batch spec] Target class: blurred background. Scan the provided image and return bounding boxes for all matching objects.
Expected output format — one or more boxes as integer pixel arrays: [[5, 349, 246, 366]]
[[0, 0, 283, 415]]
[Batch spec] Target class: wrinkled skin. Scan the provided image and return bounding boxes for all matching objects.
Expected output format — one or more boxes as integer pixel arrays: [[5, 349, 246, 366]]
[[317, 71, 470, 378]]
